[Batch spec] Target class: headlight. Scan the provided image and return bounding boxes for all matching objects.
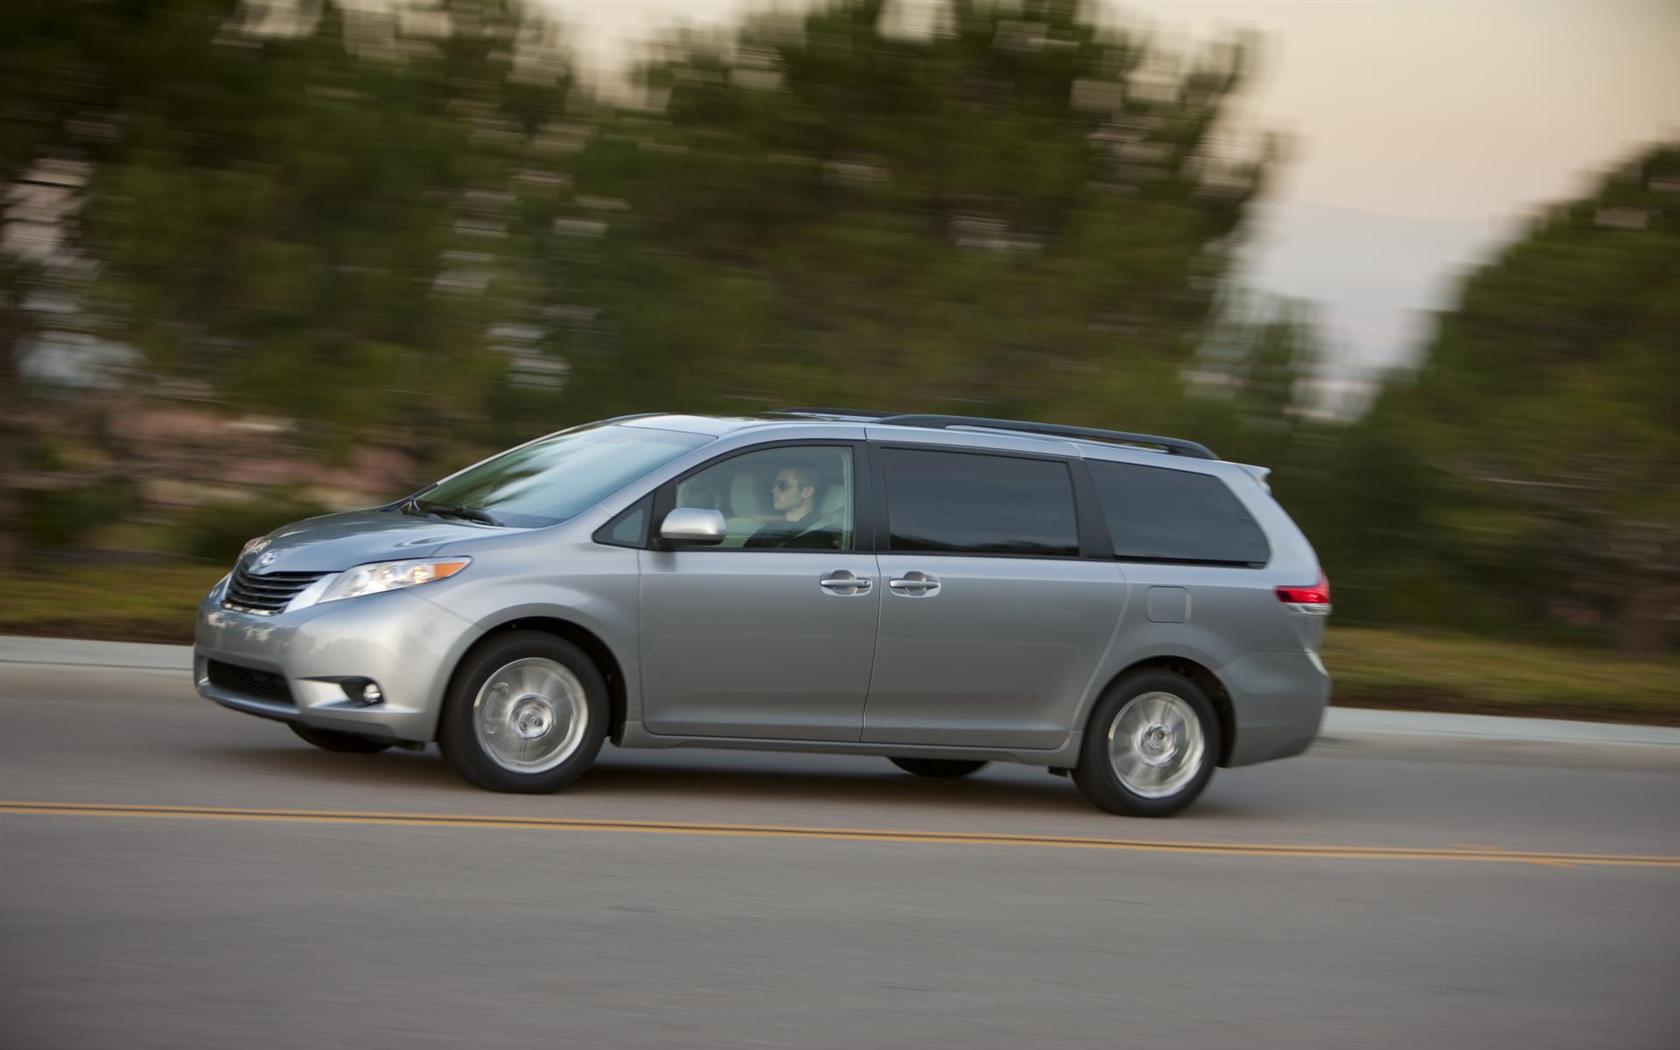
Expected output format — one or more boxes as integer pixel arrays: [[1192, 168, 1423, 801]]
[[318, 558, 471, 604]]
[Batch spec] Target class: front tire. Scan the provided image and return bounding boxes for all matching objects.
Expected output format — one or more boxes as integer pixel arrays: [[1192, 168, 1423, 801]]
[[889, 757, 988, 779], [289, 723, 394, 754], [438, 631, 609, 793], [1073, 670, 1220, 817]]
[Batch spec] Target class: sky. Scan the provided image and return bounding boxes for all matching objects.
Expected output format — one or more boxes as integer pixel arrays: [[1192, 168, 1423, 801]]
[[536, 0, 1680, 403]]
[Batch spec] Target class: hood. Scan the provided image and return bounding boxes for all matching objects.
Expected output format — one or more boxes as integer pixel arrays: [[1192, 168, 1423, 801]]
[[240, 508, 497, 574]]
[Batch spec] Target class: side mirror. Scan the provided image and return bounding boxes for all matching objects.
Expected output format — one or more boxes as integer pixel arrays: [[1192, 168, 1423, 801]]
[[659, 507, 727, 546]]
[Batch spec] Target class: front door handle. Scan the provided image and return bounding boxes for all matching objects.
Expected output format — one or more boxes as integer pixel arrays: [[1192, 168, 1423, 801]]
[[818, 570, 872, 595], [887, 570, 940, 597]]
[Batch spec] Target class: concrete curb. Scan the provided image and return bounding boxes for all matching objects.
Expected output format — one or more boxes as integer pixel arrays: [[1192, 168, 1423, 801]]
[[4, 634, 1678, 748], [2, 635, 191, 672], [1319, 707, 1680, 749]]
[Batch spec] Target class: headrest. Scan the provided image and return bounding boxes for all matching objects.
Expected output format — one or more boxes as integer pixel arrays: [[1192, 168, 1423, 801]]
[[730, 471, 765, 518], [819, 484, 847, 516]]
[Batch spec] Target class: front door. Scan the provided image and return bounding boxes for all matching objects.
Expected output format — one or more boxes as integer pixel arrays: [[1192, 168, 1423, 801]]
[[639, 443, 880, 741], [862, 446, 1125, 749]]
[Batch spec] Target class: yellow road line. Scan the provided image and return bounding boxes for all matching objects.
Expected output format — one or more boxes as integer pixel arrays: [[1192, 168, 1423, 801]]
[[4, 800, 1677, 868]]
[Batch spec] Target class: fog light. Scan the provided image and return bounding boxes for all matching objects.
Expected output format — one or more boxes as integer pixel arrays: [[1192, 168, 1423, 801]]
[[340, 679, 384, 704]]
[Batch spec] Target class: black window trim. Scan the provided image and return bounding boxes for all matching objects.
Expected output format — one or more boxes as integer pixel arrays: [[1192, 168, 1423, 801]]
[[642, 438, 872, 553], [867, 441, 1099, 562]]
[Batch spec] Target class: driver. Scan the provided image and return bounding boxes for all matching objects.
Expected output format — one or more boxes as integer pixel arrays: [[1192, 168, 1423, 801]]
[[745, 462, 838, 549]]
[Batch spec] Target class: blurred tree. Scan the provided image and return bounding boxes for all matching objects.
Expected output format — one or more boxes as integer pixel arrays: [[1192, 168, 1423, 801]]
[[1366, 144, 1680, 652], [550, 0, 1273, 434], [1, 0, 157, 569], [3, 0, 578, 567], [1192, 295, 1322, 462], [79, 0, 572, 470]]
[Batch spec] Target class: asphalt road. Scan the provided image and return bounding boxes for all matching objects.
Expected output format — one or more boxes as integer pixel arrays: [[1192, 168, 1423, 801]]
[[3, 664, 1678, 1049]]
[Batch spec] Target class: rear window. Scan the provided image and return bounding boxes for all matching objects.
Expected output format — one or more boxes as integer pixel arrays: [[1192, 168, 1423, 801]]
[[1087, 461, 1270, 566], [882, 448, 1079, 557]]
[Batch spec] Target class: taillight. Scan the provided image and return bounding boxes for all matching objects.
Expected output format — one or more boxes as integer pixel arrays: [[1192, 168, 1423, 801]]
[[1276, 573, 1330, 606]]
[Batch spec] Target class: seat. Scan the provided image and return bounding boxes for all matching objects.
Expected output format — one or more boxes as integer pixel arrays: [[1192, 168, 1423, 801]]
[[806, 483, 852, 548], [723, 471, 767, 547], [819, 484, 846, 517]]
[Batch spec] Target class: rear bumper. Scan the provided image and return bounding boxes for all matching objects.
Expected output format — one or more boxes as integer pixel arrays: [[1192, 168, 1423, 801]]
[[1220, 650, 1331, 767], [193, 584, 475, 743]]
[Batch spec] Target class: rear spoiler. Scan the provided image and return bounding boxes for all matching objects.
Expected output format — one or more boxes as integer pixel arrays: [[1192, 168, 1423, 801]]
[[1236, 463, 1272, 494]]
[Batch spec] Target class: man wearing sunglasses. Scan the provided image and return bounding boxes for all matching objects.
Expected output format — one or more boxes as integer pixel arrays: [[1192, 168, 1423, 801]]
[[770, 465, 818, 524], [745, 462, 840, 550]]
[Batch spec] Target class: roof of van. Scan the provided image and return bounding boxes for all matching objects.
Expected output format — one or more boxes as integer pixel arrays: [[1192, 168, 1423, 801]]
[[616, 410, 1224, 463]]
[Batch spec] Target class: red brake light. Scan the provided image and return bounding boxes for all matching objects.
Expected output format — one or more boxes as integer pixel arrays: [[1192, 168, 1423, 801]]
[[1276, 573, 1330, 605]]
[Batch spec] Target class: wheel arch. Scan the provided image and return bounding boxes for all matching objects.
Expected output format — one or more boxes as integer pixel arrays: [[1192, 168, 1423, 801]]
[[1090, 656, 1237, 767], [444, 615, 630, 744]]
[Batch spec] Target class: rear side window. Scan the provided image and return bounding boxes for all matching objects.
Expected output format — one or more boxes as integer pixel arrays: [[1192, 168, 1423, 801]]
[[882, 448, 1079, 557], [1087, 461, 1270, 566]]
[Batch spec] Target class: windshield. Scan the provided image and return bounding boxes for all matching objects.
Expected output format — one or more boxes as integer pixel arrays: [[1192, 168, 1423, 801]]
[[414, 424, 712, 528]]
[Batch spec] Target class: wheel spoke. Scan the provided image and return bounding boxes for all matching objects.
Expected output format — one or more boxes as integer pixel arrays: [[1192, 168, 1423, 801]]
[[472, 657, 589, 774], [1107, 692, 1206, 799]]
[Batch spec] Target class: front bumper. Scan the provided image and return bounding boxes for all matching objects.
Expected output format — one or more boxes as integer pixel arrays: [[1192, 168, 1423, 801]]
[[194, 585, 475, 743]]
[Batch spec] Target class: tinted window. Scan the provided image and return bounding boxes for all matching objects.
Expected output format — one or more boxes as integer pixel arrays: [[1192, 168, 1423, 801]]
[[672, 445, 854, 551], [422, 424, 711, 528], [1088, 461, 1270, 565], [883, 448, 1078, 556]]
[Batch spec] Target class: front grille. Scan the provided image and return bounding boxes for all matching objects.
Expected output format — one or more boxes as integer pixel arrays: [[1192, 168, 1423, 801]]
[[223, 567, 327, 614], [206, 659, 294, 705]]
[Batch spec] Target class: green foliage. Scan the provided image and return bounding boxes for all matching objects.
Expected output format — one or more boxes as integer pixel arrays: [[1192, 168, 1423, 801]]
[[547, 0, 1268, 429], [175, 496, 329, 562], [1350, 144, 1680, 651], [74, 0, 571, 459], [21, 479, 137, 550]]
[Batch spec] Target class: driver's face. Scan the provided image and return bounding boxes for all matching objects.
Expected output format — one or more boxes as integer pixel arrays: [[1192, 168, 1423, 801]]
[[771, 468, 810, 511]]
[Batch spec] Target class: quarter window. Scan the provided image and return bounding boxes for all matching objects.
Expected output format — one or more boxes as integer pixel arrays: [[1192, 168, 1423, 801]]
[[1087, 460, 1270, 565], [597, 495, 652, 548], [882, 448, 1079, 557]]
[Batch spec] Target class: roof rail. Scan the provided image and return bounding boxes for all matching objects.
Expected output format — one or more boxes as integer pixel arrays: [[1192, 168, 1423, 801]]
[[768, 408, 896, 420], [875, 414, 1218, 460]]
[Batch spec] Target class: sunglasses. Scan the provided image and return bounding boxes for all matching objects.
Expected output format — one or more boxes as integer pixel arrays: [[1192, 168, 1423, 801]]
[[772, 478, 802, 492]]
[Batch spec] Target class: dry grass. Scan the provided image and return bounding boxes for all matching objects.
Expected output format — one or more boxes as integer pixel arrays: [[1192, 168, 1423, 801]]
[[1325, 627, 1679, 725], [5, 564, 225, 644]]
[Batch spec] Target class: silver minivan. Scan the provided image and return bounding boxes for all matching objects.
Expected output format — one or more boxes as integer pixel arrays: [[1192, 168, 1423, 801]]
[[194, 411, 1331, 816]]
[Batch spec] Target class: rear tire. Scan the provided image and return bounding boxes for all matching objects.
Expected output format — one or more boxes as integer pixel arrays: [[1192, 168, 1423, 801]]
[[438, 630, 609, 793], [889, 757, 988, 779], [288, 723, 394, 754], [1073, 670, 1220, 817]]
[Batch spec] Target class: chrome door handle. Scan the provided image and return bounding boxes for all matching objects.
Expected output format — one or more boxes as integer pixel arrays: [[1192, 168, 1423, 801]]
[[818, 570, 872, 595], [887, 571, 940, 596]]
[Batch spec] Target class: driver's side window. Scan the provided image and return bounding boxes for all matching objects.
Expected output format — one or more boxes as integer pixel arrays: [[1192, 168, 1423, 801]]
[[673, 445, 853, 551]]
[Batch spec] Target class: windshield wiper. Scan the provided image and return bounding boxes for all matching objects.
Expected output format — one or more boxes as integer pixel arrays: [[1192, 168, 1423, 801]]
[[398, 484, 439, 517], [414, 500, 504, 527]]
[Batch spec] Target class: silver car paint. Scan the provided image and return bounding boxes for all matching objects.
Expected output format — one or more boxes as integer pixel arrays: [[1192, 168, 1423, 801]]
[[865, 554, 1126, 749], [195, 415, 1329, 771], [638, 547, 882, 741]]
